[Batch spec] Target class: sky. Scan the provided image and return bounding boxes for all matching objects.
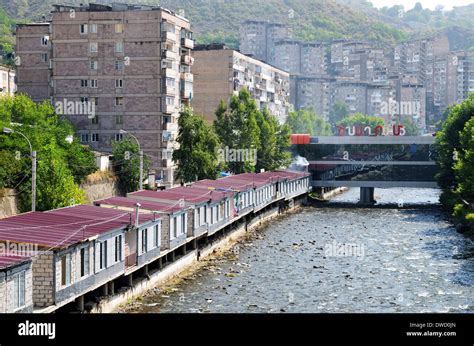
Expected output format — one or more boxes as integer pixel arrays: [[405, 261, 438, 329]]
[[369, 0, 473, 10]]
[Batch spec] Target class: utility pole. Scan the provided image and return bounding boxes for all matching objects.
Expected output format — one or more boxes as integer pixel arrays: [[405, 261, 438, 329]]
[[139, 149, 143, 191], [31, 150, 37, 212]]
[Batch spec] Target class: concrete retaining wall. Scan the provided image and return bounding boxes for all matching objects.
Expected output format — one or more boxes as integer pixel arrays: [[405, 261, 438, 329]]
[[92, 199, 304, 313]]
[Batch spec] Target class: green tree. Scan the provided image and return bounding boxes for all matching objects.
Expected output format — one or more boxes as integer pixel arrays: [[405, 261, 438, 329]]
[[286, 108, 332, 136], [337, 113, 384, 133], [328, 101, 350, 126], [256, 108, 291, 172], [436, 94, 474, 229], [0, 94, 96, 211], [214, 89, 261, 174], [173, 107, 221, 183], [112, 138, 150, 194]]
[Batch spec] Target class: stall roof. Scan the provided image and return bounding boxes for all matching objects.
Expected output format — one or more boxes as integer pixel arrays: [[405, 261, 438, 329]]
[[128, 186, 232, 205], [0, 255, 31, 271], [0, 205, 155, 248], [96, 196, 184, 214]]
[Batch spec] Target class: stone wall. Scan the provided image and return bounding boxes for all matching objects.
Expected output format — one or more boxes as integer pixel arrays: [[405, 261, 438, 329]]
[[0, 189, 19, 219], [80, 180, 120, 204], [32, 252, 55, 308]]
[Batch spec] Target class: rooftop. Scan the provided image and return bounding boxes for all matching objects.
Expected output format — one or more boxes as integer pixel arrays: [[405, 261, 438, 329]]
[[0, 205, 156, 248], [96, 196, 184, 214], [0, 255, 31, 271]]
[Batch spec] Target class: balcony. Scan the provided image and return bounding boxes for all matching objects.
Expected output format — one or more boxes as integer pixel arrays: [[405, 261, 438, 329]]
[[162, 50, 178, 60], [181, 87, 193, 100], [162, 130, 174, 143], [162, 68, 178, 79], [162, 31, 177, 42], [181, 37, 194, 49], [181, 72, 193, 82], [181, 55, 194, 65], [162, 86, 176, 95], [163, 122, 178, 131], [162, 158, 174, 168], [162, 103, 176, 114]]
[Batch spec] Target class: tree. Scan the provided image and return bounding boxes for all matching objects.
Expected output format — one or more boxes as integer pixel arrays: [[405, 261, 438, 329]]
[[256, 108, 291, 172], [436, 94, 474, 230], [173, 107, 221, 183], [0, 94, 96, 212], [336, 113, 384, 132], [112, 138, 150, 194], [214, 89, 261, 174], [286, 108, 332, 136], [328, 101, 349, 126]]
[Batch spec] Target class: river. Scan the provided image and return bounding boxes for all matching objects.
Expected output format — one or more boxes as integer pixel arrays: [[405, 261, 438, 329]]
[[122, 188, 473, 313]]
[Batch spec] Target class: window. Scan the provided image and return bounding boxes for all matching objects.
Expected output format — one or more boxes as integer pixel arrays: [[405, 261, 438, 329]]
[[90, 79, 98, 88], [115, 79, 123, 88], [41, 53, 48, 63], [90, 24, 97, 33], [80, 247, 89, 277], [116, 114, 123, 124], [90, 60, 98, 70], [115, 23, 123, 33], [61, 253, 71, 286], [91, 115, 99, 125], [166, 96, 174, 105], [80, 133, 89, 143], [141, 228, 148, 253], [90, 42, 98, 52], [115, 133, 123, 141], [115, 235, 122, 262], [173, 217, 178, 239], [154, 224, 160, 247], [80, 24, 88, 34], [41, 36, 49, 46], [181, 213, 186, 235], [115, 97, 123, 106], [81, 79, 88, 87], [115, 60, 124, 70], [99, 241, 107, 270], [115, 41, 123, 53], [91, 133, 99, 142], [13, 271, 26, 309]]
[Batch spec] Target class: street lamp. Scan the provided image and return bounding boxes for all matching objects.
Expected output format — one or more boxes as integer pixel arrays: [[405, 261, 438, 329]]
[[119, 129, 143, 191], [2, 127, 37, 212]]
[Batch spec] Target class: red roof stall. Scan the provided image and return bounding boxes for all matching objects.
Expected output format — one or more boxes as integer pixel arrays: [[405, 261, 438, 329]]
[[0, 205, 159, 309]]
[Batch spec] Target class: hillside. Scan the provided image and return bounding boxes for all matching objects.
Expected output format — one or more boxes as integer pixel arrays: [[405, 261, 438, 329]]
[[0, 7, 15, 65], [0, 0, 473, 52]]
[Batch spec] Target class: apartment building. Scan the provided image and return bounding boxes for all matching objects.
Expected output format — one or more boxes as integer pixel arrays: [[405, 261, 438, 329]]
[[330, 81, 369, 115], [15, 23, 51, 101], [292, 76, 333, 119], [239, 20, 289, 62], [272, 40, 326, 76], [15, 3, 194, 187], [0, 65, 16, 96], [192, 44, 291, 124]]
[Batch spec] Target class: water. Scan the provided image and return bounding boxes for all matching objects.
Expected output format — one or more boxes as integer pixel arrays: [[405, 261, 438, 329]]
[[123, 188, 473, 313]]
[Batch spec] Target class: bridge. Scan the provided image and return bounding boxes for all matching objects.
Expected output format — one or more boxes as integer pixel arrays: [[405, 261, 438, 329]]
[[291, 135, 438, 204]]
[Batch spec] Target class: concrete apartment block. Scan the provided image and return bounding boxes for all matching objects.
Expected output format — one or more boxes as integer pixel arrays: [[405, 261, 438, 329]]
[[300, 42, 326, 76], [15, 3, 194, 187], [15, 23, 52, 101], [0, 65, 16, 96], [239, 20, 289, 62], [330, 81, 368, 115], [292, 76, 333, 119], [192, 44, 291, 124], [273, 40, 301, 75]]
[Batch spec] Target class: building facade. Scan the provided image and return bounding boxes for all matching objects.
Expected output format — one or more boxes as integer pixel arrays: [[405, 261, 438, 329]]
[[15, 3, 194, 187], [0, 65, 16, 96], [192, 44, 291, 123]]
